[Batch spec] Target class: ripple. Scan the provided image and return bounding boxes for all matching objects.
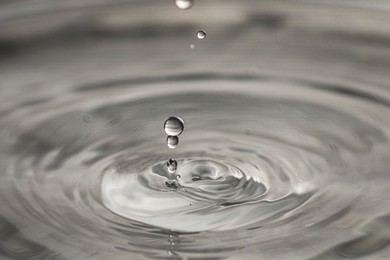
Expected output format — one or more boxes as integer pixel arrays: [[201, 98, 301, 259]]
[[0, 70, 387, 256], [1, 1, 390, 259], [1, 71, 389, 258]]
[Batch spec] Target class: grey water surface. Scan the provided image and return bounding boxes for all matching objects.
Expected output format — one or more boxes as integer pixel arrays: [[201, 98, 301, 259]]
[[1, 0, 390, 259]]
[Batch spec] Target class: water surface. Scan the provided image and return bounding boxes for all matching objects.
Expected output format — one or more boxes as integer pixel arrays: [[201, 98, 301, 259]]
[[1, 0, 390, 259]]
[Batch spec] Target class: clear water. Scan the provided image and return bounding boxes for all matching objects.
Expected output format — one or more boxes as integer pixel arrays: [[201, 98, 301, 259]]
[[166, 135, 179, 149], [175, 0, 194, 10], [197, 31, 206, 40], [1, 0, 390, 259], [164, 116, 184, 137]]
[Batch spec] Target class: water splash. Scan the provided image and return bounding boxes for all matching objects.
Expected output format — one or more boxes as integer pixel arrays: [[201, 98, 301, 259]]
[[167, 158, 178, 174], [164, 116, 184, 181]]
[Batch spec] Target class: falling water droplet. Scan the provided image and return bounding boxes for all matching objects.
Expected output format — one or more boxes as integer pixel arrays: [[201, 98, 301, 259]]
[[167, 159, 178, 174], [197, 30, 206, 39], [166, 135, 179, 149], [164, 116, 184, 136], [167, 135, 179, 149], [175, 0, 193, 10]]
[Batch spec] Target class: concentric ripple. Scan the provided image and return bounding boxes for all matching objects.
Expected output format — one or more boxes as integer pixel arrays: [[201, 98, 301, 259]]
[[1, 0, 390, 259], [1, 72, 390, 259]]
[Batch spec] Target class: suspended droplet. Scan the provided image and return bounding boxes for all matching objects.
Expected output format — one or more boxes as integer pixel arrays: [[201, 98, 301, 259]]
[[197, 30, 206, 39], [164, 116, 184, 136], [167, 158, 178, 174], [175, 0, 193, 10], [166, 135, 179, 149]]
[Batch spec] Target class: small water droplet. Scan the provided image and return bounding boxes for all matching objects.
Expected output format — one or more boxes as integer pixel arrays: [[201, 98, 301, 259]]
[[197, 30, 206, 39], [166, 135, 179, 149], [176, 174, 181, 179], [175, 0, 193, 10], [167, 158, 178, 174], [164, 116, 184, 136], [190, 44, 195, 49]]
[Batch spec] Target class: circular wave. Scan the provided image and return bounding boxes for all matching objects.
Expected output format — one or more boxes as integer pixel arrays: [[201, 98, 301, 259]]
[[1, 0, 390, 258], [1, 72, 390, 259]]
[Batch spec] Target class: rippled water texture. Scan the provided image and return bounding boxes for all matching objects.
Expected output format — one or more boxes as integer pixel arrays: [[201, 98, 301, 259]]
[[1, 0, 390, 259]]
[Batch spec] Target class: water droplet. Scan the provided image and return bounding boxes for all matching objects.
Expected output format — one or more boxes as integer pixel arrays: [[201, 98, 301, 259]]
[[167, 159, 178, 174], [164, 116, 184, 136], [176, 174, 181, 179], [190, 44, 195, 49], [166, 135, 179, 149], [197, 30, 206, 39], [175, 0, 193, 10]]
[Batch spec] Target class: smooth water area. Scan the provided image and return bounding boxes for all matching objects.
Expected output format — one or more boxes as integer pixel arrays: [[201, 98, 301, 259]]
[[1, 0, 390, 259]]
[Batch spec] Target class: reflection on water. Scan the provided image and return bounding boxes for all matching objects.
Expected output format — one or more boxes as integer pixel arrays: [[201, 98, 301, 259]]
[[1, 0, 390, 259]]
